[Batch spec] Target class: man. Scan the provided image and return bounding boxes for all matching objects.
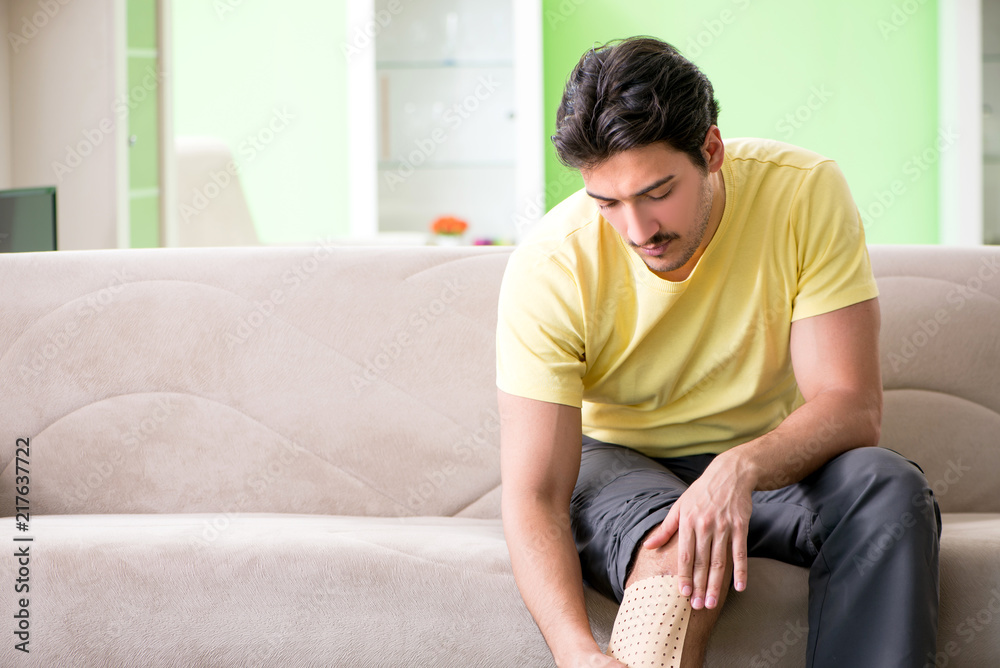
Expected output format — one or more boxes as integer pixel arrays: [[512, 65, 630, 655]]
[[497, 37, 940, 668]]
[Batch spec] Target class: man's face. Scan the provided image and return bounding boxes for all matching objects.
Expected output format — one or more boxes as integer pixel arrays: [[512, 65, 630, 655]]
[[581, 139, 722, 280]]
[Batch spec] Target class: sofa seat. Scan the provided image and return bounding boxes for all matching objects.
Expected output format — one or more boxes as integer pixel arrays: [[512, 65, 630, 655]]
[[8, 514, 618, 667], [11, 512, 998, 667], [706, 513, 1000, 666]]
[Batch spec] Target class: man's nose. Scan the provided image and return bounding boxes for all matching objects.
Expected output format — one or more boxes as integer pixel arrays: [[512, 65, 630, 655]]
[[622, 204, 658, 246]]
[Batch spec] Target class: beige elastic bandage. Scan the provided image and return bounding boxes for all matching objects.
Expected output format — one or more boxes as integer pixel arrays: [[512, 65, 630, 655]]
[[605, 574, 692, 668]]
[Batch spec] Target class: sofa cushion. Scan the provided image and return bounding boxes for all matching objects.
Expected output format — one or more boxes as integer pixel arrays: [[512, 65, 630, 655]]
[[2, 513, 996, 667], [934, 513, 1000, 667], [0, 513, 616, 667]]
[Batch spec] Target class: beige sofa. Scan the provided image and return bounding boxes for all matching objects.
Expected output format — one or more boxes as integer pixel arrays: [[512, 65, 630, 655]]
[[1, 243, 998, 667]]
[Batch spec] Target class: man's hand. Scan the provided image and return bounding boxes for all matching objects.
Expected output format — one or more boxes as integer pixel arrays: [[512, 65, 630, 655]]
[[640, 451, 755, 609]]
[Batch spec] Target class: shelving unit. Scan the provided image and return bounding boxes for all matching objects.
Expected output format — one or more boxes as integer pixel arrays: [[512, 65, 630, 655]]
[[347, 0, 543, 243]]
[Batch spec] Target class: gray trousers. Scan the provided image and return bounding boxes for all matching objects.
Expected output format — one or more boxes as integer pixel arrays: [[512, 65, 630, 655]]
[[570, 437, 942, 668]]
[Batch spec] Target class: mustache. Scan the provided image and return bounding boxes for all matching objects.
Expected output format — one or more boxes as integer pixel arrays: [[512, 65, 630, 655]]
[[629, 232, 679, 248]]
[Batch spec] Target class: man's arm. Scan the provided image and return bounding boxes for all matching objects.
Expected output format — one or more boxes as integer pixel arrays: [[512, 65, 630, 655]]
[[499, 390, 625, 668], [642, 297, 883, 609], [732, 295, 883, 489]]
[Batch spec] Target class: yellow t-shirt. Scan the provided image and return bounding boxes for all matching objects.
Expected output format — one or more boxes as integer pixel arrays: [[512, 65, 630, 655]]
[[495, 138, 879, 458]]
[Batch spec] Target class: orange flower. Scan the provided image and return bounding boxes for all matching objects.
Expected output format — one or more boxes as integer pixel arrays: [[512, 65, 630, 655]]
[[431, 216, 468, 235]]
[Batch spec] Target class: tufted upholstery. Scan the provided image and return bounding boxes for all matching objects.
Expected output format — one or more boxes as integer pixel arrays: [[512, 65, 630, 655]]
[[0, 243, 997, 666], [0, 245, 507, 520]]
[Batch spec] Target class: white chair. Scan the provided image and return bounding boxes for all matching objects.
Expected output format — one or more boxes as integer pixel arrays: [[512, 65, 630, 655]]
[[171, 136, 260, 247]]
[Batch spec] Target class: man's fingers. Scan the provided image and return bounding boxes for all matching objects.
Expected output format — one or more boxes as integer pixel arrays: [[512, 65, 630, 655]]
[[690, 528, 713, 609], [675, 525, 695, 598], [643, 507, 679, 550], [732, 527, 749, 592], [704, 531, 731, 609]]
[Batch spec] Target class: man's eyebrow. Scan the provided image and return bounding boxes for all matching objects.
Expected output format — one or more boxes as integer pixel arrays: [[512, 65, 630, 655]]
[[585, 174, 676, 202]]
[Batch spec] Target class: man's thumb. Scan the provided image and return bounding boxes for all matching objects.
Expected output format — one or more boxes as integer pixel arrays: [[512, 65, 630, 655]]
[[643, 509, 678, 549]]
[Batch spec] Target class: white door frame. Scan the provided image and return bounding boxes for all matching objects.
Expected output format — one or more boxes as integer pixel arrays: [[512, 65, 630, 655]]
[[114, 0, 130, 248], [346, 0, 378, 239], [939, 0, 984, 245], [513, 0, 545, 241], [159, 0, 176, 247]]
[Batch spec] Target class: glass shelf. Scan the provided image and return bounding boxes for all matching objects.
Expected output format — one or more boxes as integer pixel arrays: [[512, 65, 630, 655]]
[[376, 59, 514, 70], [378, 160, 515, 170]]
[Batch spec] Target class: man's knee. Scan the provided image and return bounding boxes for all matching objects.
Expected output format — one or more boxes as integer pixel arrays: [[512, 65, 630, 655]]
[[626, 530, 734, 603], [626, 526, 691, 588], [829, 446, 940, 538]]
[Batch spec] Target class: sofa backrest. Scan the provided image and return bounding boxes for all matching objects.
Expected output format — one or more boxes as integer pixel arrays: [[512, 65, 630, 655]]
[[0, 245, 510, 520], [870, 245, 1000, 513], [1, 244, 997, 519]]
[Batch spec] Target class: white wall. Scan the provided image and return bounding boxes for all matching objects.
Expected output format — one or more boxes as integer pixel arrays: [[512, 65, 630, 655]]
[[172, 1, 349, 244], [9, 0, 121, 249], [0, 1, 12, 188]]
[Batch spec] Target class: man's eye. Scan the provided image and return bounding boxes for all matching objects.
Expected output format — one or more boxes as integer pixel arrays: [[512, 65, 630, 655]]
[[649, 190, 672, 200], [597, 201, 617, 210]]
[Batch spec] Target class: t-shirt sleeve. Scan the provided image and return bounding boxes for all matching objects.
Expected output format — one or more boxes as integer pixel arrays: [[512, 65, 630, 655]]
[[790, 159, 880, 322], [495, 246, 586, 408]]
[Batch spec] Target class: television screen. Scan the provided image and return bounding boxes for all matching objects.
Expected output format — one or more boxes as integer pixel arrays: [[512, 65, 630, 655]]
[[0, 187, 57, 252]]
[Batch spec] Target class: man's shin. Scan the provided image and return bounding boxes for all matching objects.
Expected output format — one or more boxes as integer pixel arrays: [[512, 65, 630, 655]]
[[606, 573, 692, 667]]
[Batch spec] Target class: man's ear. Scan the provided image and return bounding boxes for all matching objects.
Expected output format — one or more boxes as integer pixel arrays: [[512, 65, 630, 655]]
[[702, 125, 724, 173]]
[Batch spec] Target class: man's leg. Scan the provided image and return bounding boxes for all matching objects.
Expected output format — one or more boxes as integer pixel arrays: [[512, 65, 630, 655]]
[[748, 446, 942, 668], [570, 438, 728, 667]]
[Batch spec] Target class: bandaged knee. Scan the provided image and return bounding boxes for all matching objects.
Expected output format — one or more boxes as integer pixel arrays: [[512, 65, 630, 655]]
[[605, 574, 692, 668]]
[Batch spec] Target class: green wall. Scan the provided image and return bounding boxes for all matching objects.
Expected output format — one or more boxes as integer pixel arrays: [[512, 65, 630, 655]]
[[127, 0, 160, 248], [541, 0, 940, 244], [172, 1, 349, 243], [172, 1, 940, 244]]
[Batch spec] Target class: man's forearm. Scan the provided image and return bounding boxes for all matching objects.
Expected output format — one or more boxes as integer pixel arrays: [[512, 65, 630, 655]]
[[724, 387, 881, 491], [503, 499, 601, 665]]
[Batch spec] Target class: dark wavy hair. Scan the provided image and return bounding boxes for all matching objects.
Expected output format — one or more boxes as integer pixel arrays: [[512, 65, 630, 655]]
[[552, 36, 721, 172]]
